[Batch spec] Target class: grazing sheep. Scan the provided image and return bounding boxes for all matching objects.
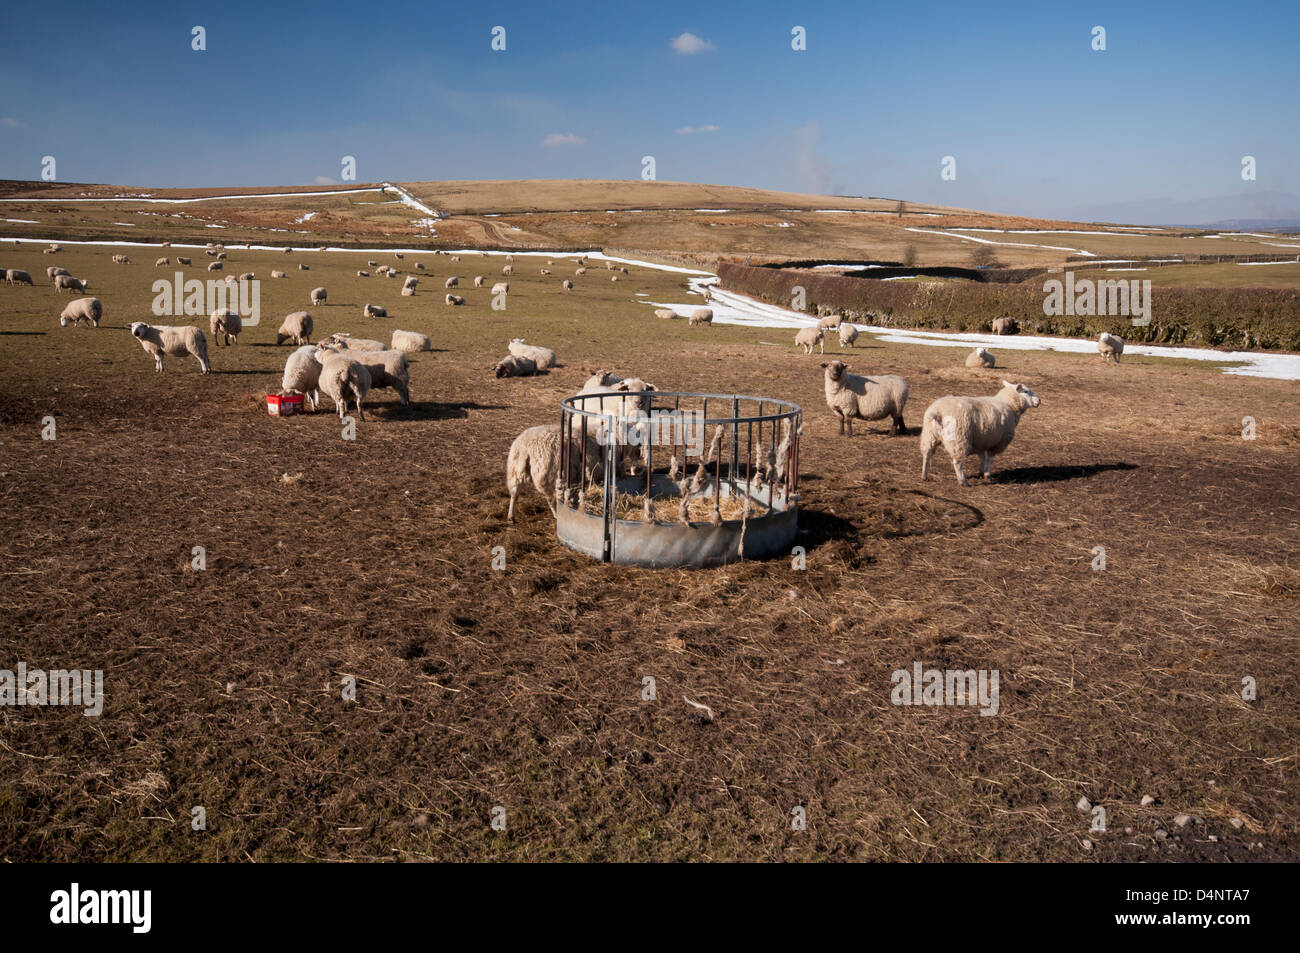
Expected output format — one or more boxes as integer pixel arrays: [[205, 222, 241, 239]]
[[1098, 332, 1124, 363], [205, 249, 219, 257], [238, 272, 254, 281], [155, 257, 171, 267], [59, 297, 102, 328], [283, 247, 292, 254], [276, 311, 314, 346], [444, 276, 458, 289], [689, 308, 713, 326], [493, 354, 538, 378], [838, 324, 859, 348], [299, 263, 310, 271], [357, 270, 370, 278], [363, 303, 387, 318], [318, 354, 371, 421], [401, 286, 415, 297], [403, 276, 419, 290], [210, 309, 242, 346], [415, 262, 425, 271], [474, 275, 485, 288], [394, 252, 404, 260], [620, 267, 629, 274], [575, 267, 587, 276], [966, 347, 995, 368], [391, 329, 431, 353], [795, 326, 824, 355], [920, 380, 1041, 485], [310, 287, 327, 306], [6, 269, 34, 286], [992, 316, 1017, 335], [54, 275, 89, 294], [654, 309, 677, 320], [46, 266, 70, 280], [445, 294, 464, 305], [505, 424, 603, 521], [540, 268, 551, 276], [208, 261, 223, 272], [502, 265, 513, 275], [491, 281, 509, 295], [271, 269, 286, 278], [281, 345, 324, 410], [508, 338, 557, 370], [176, 256, 192, 265], [216, 253, 226, 260], [321, 345, 410, 406], [128, 322, 210, 374], [822, 360, 908, 436], [367, 260, 378, 268], [818, 313, 842, 331], [112, 254, 131, 264], [562, 279, 574, 291], [44, 244, 62, 254]]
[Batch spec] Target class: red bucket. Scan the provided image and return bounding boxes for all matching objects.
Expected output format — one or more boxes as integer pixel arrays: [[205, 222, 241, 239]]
[[267, 393, 304, 417]]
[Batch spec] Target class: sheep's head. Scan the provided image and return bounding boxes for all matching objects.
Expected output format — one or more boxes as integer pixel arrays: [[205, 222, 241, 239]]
[[1001, 380, 1041, 410], [129, 322, 149, 340], [615, 378, 656, 413], [822, 360, 848, 382], [587, 369, 618, 387]]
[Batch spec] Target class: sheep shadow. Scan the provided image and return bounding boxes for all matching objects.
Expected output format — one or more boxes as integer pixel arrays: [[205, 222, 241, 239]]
[[383, 400, 506, 421], [0, 331, 45, 336], [993, 462, 1138, 485], [212, 369, 266, 375]]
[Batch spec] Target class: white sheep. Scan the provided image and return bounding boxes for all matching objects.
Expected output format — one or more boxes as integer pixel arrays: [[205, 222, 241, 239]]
[[44, 244, 62, 254], [298, 263, 310, 271], [394, 252, 404, 260], [276, 311, 314, 346], [318, 354, 371, 421], [403, 276, 419, 289], [271, 269, 286, 278], [575, 267, 587, 276], [281, 345, 324, 410], [795, 326, 824, 354], [319, 333, 385, 352], [46, 266, 70, 279], [654, 308, 677, 320], [238, 272, 254, 281], [59, 297, 102, 328], [208, 261, 223, 272], [367, 260, 378, 268], [6, 269, 34, 285], [310, 287, 327, 306], [491, 281, 509, 295], [508, 338, 557, 370], [838, 324, 859, 348], [54, 275, 89, 294], [176, 256, 192, 266], [992, 317, 1017, 335], [112, 254, 131, 264], [415, 262, 425, 270], [493, 354, 538, 378], [129, 322, 210, 374], [391, 329, 431, 353], [210, 309, 242, 346], [920, 380, 1041, 485], [474, 275, 485, 288], [966, 347, 996, 368], [822, 360, 908, 436], [444, 276, 458, 289], [1098, 332, 1124, 363], [321, 345, 410, 406], [502, 265, 513, 275], [357, 270, 370, 278], [401, 286, 415, 297], [505, 424, 603, 521], [562, 279, 574, 291], [540, 268, 551, 276], [818, 313, 842, 331], [363, 303, 387, 318], [446, 294, 465, 306], [689, 308, 713, 326]]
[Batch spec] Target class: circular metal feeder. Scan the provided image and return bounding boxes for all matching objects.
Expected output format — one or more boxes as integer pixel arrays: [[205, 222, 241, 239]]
[[556, 391, 802, 568]]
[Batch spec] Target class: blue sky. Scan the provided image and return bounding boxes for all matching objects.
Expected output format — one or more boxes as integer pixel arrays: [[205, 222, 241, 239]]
[[2, 0, 1297, 223]]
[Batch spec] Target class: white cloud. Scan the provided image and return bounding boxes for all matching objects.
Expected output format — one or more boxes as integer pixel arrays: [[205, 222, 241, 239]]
[[313, 176, 337, 185], [677, 124, 719, 136], [671, 32, 715, 55], [676, 126, 695, 136], [541, 132, 585, 148], [698, 124, 720, 134]]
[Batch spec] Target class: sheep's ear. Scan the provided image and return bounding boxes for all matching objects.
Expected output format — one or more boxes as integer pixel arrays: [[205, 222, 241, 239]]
[[820, 362, 828, 368], [1002, 380, 1013, 389]]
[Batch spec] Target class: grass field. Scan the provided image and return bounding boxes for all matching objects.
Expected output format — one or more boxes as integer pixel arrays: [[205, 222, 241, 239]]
[[1, 236, 1297, 861]]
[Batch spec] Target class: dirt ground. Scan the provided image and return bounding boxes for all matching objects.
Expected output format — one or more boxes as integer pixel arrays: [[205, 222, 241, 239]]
[[0, 242, 1296, 861]]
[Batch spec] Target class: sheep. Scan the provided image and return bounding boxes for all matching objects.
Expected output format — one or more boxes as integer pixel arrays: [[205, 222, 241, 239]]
[[606, 261, 616, 270], [367, 260, 378, 268], [224, 275, 238, 285], [403, 276, 419, 290], [238, 272, 254, 281], [210, 309, 242, 346], [155, 257, 171, 268], [611, 275, 620, 282], [176, 256, 192, 266], [6, 269, 34, 286], [491, 281, 509, 295], [838, 323, 859, 348], [1098, 332, 1124, 363], [59, 297, 102, 328], [965, 347, 995, 368], [394, 252, 404, 260], [992, 316, 1017, 335], [818, 313, 842, 331], [129, 322, 210, 374], [822, 360, 908, 436], [508, 338, 557, 370], [502, 265, 513, 275], [575, 267, 587, 276], [216, 252, 227, 260], [310, 287, 327, 306], [46, 266, 70, 280], [318, 354, 371, 421], [445, 294, 465, 306], [54, 275, 89, 294], [298, 263, 310, 271], [271, 269, 286, 278], [283, 247, 292, 254], [112, 254, 131, 264], [450, 255, 460, 262], [920, 380, 1041, 485], [391, 329, 431, 353], [401, 286, 415, 297], [572, 375, 658, 477], [318, 333, 385, 352], [415, 262, 425, 271], [205, 248, 219, 256], [320, 344, 411, 406], [505, 424, 604, 521], [474, 275, 485, 287], [281, 345, 324, 410], [493, 354, 538, 378], [444, 276, 458, 289], [44, 244, 62, 254], [562, 279, 574, 291], [208, 261, 223, 272], [276, 311, 314, 346], [795, 326, 824, 355], [654, 308, 677, 320], [540, 268, 551, 276], [357, 270, 370, 278], [363, 303, 387, 318], [689, 308, 713, 326]]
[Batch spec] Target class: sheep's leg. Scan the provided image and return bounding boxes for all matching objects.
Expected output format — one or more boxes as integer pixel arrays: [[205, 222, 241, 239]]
[[837, 412, 845, 436], [983, 453, 995, 480], [952, 456, 968, 486], [507, 487, 517, 522], [920, 440, 933, 480], [892, 413, 905, 435], [845, 417, 853, 437]]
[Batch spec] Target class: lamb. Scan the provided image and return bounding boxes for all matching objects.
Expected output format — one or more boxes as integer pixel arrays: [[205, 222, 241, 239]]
[[445, 294, 465, 305], [363, 303, 387, 318], [281, 345, 324, 410], [155, 257, 171, 267], [276, 311, 314, 346], [6, 269, 34, 286], [1098, 332, 1124, 363], [491, 281, 509, 295], [508, 338, 557, 370], [391, 329, 431, 353], [320, 345, 410, 406], [176, 256, 192, 265], [795, 326, 824, 355], [822, 360, 908, 436], [310, 287, 327, 306], [474, 275, 485, 288], [318, 354, 371, 421], [493, 354, 538, 378], [208, 261, 223, 272], [817, 313, 842, 331], [992, 316, 1017, 335], [129, 322, 210, 374], [54, 275, 89, 294], [210, 309, 242, 346], [318, 333, 385, 352], [654, 309, 677, 320], [561, 279, 574, 291], [505, 424, 603, 521], [966, 347, 995, 368], [444, 276, 458, 289], [920, 380, 1041, 485], [271, 269, 286, 278], [689, 308, 713, 325], [46, 266, 70, 279], [59, 297, 102, 328], [838, 323, 859, 348]]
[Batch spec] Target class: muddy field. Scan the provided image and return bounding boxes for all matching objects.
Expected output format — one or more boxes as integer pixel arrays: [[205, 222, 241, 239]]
[[0, 241, 1297, 861]]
